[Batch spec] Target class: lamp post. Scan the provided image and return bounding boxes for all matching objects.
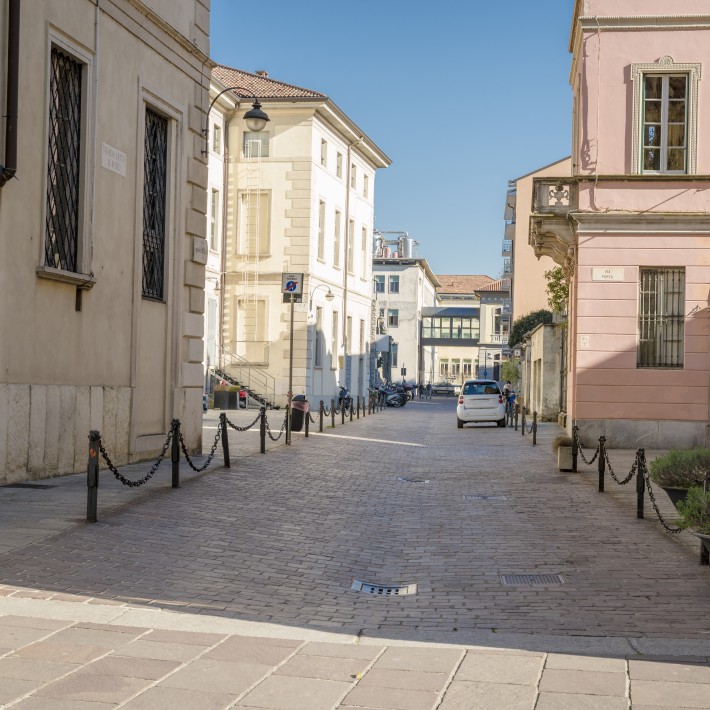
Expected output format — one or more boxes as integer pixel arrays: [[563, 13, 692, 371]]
[[202, 86, 270, 156], [309, 284, 335, 312]]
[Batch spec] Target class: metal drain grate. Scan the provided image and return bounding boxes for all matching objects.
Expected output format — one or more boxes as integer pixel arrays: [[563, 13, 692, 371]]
[[351, 580, 417, 596], [500, 574, 565, 586], [462, 494, 507, 501], [4, 483, 57, 490], [397, 476, 429, 484]]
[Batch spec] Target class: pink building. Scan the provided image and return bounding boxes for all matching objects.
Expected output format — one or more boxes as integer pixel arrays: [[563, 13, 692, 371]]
[[532, 0, 710, 447]]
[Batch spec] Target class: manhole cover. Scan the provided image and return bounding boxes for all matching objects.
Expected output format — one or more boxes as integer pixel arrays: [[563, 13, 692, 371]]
[[397, 476, 429, 484], [500, 574, 565, 586], [351, 580, 417, 596], [462, 494, 507, 501], [4, 483, 57, 490]]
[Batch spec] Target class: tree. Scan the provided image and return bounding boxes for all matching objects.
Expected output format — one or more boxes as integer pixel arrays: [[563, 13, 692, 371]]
[[501, 359, 520, 386], [508, 309, 553, 348], [544, 266, 569, 313]]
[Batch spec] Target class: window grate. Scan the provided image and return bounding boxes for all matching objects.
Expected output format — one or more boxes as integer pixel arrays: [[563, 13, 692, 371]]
[[45, 48, 82, 273], [638, 268, 684, 368], [142, 109, 168, 300]]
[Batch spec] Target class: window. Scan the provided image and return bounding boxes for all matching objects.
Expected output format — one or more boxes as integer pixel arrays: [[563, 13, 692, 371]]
[[361, 226, 367, 274], [392, 342, 398, 368], [239, 191, 270, 255], [209, 188, 219, 251], [350, 164, 357, 189], [213, 123, 221, 154], [336, 152, 343, 178], [44, 47, 84, 274], [142, 108, 168, 300], [638, 268, 685, 368], [463, 359, 473, 379], [374, 275, 385, 293], [347, 219, 354, 273], [315, 307, 323, 368], [331, 311, 339, 368], [422, 317, 479, 340], [388, 309, 399, 327], [320, 138, 327, 166], [631, 58, 701, 174], [333, 209, 341, 267], [243, 131, 269, 157], [363, 174, 369, 198], [389, 275, 400, 293], [317, 200, 325, 261], [440, 360, 449, 378]]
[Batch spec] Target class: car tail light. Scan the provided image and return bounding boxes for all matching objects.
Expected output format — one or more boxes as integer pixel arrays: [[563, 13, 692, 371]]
[[498, 395, 503, 403], [458, 396, 464, 404]]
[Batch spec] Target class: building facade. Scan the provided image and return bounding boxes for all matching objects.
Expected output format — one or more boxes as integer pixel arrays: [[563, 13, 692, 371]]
[[211, 66, 390, 407], [0, 0, 210, 483], [372, 233, 439, 386], [532, 0, 710, 447]]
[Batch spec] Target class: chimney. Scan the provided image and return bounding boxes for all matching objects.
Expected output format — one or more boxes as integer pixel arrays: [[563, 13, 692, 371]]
[[255, 70, 268, 77]]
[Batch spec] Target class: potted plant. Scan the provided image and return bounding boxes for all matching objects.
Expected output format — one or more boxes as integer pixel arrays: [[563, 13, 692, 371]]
[[648, 448, 710, 509], [553, 434, 574, 472], [675, 486, 710, 554]]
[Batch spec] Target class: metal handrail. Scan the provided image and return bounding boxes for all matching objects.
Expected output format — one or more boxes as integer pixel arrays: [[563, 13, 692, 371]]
[[216, 345, 276, 407]]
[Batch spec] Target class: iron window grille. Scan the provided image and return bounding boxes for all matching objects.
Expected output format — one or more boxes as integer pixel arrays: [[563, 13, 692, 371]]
[[142, 108, 168, 300], [45, 47, 83, 273], [638, 268, 684, 368]]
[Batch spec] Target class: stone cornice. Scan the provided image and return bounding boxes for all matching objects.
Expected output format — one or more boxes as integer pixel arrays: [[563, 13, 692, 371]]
[[569, 211, 710, 233]]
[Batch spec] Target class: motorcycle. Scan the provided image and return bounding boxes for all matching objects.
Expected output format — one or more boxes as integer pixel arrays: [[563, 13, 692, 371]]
[[338, 386, 352, 412], [383, 384, 407, 408]]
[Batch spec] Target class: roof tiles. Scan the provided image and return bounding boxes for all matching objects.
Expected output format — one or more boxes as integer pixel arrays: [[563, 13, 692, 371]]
[[212, 65, 325, 100], [436, 274, 494, 294]]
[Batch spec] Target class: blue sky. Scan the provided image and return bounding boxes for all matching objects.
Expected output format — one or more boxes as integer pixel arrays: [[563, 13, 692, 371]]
[[210, 2, 574, 278]]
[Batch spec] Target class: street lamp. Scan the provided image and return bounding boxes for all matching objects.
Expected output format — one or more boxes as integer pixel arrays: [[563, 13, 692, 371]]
[[308, 284, 334, 312], [202, 86, 270, 156]]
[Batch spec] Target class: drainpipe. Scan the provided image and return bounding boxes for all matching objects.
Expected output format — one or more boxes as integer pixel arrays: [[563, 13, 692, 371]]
[[0, 0, 20, 188]]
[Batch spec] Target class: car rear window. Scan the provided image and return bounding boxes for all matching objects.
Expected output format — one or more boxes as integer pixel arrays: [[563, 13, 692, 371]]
[[462, 382, 500, 396]]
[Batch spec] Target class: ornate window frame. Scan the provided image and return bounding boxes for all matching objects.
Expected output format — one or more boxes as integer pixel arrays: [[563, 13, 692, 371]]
[[631, 56, 702, 174]]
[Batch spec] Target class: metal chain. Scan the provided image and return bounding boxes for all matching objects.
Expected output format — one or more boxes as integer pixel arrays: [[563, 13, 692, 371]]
[[265, 414, 287, 442], [573, 428, 600, 466], [179, 425, 221, 473], [641, 456, 683, 534], [225, 413, 262, 432], [308, 411, 317, 423], [604, 446, 637, 485], [99, 424, 174, 487], [323, 405, 331, 416]]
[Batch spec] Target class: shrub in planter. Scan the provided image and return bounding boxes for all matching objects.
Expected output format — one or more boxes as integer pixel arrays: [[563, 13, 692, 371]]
[[675, 486, 710, 536], [648, 448, 710, 488]]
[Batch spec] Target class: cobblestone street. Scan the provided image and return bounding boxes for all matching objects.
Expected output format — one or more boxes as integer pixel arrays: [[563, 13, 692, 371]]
[[0, 397, 710, 710]]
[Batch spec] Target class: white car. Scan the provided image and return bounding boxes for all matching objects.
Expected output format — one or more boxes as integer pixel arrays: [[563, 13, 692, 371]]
[[456, 380, 506, 428]]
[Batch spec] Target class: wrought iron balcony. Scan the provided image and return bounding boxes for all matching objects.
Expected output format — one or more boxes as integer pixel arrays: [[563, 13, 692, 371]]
[[532, 178, 578, 215], [501, 240, 512, 256], [503, 257, 512, 274]]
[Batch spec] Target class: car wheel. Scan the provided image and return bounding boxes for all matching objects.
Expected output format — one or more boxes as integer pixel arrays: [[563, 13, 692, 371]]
[[497, 417, 506, 427], [457, 417, 464, 429]]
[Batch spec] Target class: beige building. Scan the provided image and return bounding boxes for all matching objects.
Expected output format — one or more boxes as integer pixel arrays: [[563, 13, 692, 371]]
[[0, 0, 211, 483], [505, 157, 572, 321], [211, 66, 390, 406]]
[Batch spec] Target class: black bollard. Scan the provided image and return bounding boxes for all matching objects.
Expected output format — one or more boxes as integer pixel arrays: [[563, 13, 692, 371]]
[[319, 400, 324, 433], [572, 423, 578, 473], [532, 412, 537, 446], [597, 436, 605, 492], [331, 399, 336, 428], [341, 401, 346, 425], [521, 409, 526, 436], [260, 408, 266, 453], [350, 398, 354, 422], [220, 413, 230, 468], [171, 419, 180, 488], [702, 473, 710, 565], [356, 396, 360, 419], [636, 449, 645, 519], [86, 430, 100, 523], [514, 403, 519, 431]]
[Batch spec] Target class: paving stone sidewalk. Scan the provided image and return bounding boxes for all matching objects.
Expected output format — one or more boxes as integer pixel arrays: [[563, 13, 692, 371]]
[[1, 399, 710, 708]]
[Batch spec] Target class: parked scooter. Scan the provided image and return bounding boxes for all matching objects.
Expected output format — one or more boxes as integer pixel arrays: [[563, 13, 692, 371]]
[[338, 385, 352, 412], [382, 384, 407, 408]]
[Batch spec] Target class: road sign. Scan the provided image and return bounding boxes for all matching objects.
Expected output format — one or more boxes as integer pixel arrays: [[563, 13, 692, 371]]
[[281, 273, 304, 295], [483, 370, 488, 378]]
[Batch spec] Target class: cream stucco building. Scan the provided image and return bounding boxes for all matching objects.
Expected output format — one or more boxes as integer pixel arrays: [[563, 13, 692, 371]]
[[0, 0, 211, 483], [210, 66, 390, 407]]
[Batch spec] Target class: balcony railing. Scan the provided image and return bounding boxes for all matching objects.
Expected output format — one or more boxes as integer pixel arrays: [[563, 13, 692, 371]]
[[503, 257, 512, 274], [501, 239, 512, 256], [532, 178, 578, 214]]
